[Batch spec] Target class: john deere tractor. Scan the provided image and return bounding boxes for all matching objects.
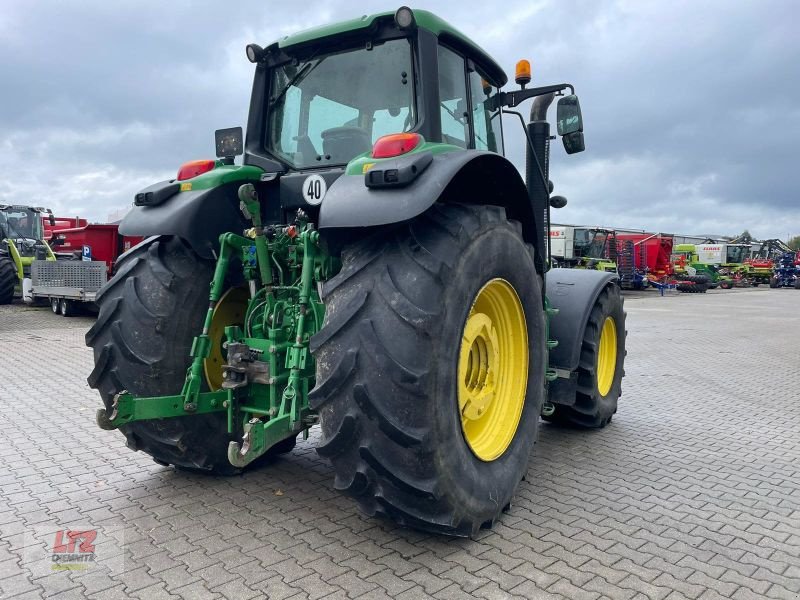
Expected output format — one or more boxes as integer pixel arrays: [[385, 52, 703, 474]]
[[87, 8, 626, 536], [0, 204, 57, 304]]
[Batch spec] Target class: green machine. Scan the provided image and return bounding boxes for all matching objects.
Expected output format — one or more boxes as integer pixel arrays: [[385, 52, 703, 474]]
[[0, 205, 57, 304], [87, 7, 627, 536]]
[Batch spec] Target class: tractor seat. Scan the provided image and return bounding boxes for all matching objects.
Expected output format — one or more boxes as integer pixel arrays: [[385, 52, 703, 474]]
[[321, 127, 371, 163]]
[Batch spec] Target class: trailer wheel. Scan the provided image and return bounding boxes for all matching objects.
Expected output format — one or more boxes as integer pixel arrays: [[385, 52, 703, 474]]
[[794, 278, 800, 290], [86, 236, 254, 474], [543, 284, 626, 428], [769, 277, 779, 288], [311, 204, 545, 536], [59, 298, 75, 317], [0, 258, 15, 305], [50, 297, 59, 314]]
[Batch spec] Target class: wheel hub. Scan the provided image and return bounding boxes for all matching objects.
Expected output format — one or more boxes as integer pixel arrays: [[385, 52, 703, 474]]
[[457, 278, 528, 462], [204, 287, 249, 390]]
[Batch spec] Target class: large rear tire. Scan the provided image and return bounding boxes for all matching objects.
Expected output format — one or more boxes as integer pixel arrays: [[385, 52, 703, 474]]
[[86, 236, 243, 474], [311, 204, 546, 536], [543, 284, 626, 428], [0, 258, 15, 305]]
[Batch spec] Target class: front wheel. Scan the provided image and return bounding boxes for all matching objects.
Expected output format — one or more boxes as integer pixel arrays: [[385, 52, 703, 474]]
[[543, 284, 626, 428], [311, 204, 546, 536]]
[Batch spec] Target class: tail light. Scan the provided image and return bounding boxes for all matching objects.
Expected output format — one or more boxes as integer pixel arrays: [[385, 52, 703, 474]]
[[177, 159, 216, 181], [371, 133, 423, 159]]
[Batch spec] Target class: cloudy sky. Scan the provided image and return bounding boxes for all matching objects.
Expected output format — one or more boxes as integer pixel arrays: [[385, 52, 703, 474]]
[[1, 0, 797, 240]]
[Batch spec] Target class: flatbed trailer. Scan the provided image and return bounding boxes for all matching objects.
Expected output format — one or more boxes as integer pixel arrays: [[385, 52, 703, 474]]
[[29, 259, 107, 316]]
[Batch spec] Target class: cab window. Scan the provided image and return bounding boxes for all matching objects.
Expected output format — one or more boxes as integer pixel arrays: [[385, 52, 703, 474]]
[[469, 68, 503, 153], [437, 45, 468, 148]]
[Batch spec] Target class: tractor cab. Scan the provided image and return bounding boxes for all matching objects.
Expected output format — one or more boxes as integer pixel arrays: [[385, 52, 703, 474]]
[[0, 205, 56, 264], [724, 243, 749, 266], [575, 228, 615, 260], [0, 204, 57, 303], [244, 9, 507, 178]]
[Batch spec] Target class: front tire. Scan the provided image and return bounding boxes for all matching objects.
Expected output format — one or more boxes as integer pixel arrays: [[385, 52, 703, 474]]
[[311, 204, 546, 536], [544, 284, 626, 428]]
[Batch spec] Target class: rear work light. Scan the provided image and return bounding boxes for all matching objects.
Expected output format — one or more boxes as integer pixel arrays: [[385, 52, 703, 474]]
[[177, 159, 216, 181], [371, 133, 423, 159]]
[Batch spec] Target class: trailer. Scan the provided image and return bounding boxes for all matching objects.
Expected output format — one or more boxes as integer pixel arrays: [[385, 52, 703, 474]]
[[29, 259, 107, 316]]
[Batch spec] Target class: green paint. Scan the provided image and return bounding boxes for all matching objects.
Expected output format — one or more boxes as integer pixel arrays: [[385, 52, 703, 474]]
[[181, 163, 264, 191], [100, 183, 336, 469], [275, 9, 506, 85]]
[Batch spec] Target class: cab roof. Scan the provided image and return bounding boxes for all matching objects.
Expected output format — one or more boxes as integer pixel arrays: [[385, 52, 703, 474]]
[[272, 9, 508, 87]]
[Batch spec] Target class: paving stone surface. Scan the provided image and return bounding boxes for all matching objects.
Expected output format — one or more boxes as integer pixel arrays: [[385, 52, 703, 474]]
[[0, 287, 798, 599]]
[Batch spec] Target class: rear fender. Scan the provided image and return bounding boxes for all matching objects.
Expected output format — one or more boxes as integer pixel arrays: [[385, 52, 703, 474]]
[[319, 150, 538, 246], [119, 181, 251, 259]]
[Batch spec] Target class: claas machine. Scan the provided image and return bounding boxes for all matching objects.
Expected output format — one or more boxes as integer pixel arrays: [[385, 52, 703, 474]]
[[86, 8, 626, 536], [0, 204, 57, 304]]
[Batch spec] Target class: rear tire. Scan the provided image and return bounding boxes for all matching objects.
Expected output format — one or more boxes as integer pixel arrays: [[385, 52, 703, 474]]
[[794, 278, 800, 290], [0, 258, 15, 305], [311, 204, 546, 536], [86, 236, 243, 474], [543, 285, 626, 428], [51, 297, 59, 314]]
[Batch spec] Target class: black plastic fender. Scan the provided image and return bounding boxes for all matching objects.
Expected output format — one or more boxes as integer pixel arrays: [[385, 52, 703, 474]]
[[318, 150, 537, 244], [546, 268, 618, 405], [119, 181, 250, 259]]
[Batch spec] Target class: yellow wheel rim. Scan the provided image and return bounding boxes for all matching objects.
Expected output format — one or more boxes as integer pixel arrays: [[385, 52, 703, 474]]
[[457, 278, 528, 462], [596, 316, 617, 397], [204, 287, 249, 390]]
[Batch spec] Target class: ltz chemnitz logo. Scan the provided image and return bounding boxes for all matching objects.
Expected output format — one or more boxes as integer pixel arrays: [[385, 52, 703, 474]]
[[50, 529, 97, 570]]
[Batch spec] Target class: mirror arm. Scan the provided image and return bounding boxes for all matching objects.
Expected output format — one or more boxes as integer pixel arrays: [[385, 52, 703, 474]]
[[496, 83, 574, 109]]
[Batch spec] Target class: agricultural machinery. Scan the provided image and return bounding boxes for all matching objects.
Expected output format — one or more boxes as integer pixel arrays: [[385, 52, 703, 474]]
[[695, 241, 753, 286], [0, 204, 57, 304], [613, 232, 677, 290], [86, 8, 627, 536], [549, 226, 619, 272], [747, 239, 796, 286], [769, 252, 800, 288]]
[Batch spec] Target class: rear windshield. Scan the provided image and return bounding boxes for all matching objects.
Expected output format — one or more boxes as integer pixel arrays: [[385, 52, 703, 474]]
[[267, 39, 415, 169]]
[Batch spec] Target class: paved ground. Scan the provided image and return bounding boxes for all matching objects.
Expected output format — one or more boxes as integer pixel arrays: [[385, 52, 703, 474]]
[[0, 287, 798, 600]]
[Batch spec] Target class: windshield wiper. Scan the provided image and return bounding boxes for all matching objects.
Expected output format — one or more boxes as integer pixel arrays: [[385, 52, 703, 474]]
[[269, 56, 326, 108]]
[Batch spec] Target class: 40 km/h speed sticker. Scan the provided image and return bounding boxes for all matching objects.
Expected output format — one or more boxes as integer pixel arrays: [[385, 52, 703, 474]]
[[302, 174, 327, 205]]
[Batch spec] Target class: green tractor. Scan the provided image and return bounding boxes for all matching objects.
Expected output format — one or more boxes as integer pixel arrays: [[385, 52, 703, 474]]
[[0, 204, 57, 304], [87, 8, 626, 536], [671, 243, 726, 291]]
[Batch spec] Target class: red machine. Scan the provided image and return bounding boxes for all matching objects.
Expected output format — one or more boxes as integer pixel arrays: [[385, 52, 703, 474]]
[[615, 232, 675, 280], [44, 217, 143, 275], [43, 217, 87, 241]]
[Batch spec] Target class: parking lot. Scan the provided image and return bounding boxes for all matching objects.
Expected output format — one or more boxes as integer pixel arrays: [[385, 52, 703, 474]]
[[1, 287, 798, 600]]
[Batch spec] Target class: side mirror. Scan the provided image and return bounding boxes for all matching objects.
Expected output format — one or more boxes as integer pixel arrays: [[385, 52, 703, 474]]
[[215, 127, 244, 160], [556, 95, 585, 154], [48, 211, 56, 226]]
